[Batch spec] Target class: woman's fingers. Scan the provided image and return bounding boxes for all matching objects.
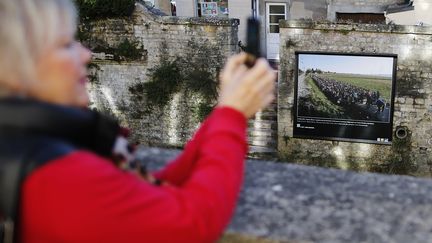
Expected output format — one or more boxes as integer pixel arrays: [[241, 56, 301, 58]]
[[263, 93, 276, 107], [231, 64, 249, 82], [221, 53, 248, 83], [243, 60, 276, 97], [256, 70, 277, 95], [242, 58, 273, 85], [217, 54, 277, 118]]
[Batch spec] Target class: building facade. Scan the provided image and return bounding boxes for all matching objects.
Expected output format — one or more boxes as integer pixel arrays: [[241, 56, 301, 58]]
[[386, 0, 432, 25], [174, 0, 432, 60]]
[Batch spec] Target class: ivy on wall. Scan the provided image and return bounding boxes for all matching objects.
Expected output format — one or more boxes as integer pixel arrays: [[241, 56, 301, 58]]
[[128, 40, 223, 122], [396, 69, 426, 99], [367, 128, 416, 175], [77, 20, 146, 62], [128, 57, 218, 121], [74, 0, 136, 20], [93, 39, 147, 62], [129, 58, 183, 108], [74, 0, 147, 62], [87, 63, 101, 84]]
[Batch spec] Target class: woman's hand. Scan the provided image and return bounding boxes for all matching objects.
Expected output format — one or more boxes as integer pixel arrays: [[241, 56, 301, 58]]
[[218, 53, 276, 119]]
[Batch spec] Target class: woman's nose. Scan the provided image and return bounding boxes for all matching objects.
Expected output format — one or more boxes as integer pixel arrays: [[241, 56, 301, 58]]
[[80, 43, 92, 64]]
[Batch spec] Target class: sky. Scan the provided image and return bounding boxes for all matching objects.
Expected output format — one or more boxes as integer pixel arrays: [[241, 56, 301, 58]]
[[298, 54, 395, 77]]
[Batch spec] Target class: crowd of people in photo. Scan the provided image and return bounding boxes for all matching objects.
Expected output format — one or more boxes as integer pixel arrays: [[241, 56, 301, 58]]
[[311, 74, 387, 112]]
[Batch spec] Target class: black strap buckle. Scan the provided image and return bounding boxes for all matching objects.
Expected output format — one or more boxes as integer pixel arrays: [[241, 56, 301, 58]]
[[2, 219, 14, 243], [0, 221, 3, 243]]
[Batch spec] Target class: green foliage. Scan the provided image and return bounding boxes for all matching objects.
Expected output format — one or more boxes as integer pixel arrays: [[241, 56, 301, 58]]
[[128, 83, 145, 101], [322, 73, 392, 101], [75, 0, 135, 20], [145, 60, 183, 107], [337, 29, 351, 35], [114, 39, 145, 61], [395, 70, 426, 98], [183, 67, 218, 120], [127, 40, 223, 122], [87, 63, 101, 83], [305, 68, 323, 74], [88, 38, 146, 62], [304, 75, 345, 118], [129, 62, 218, 121], [392, 133, 411, 151], [184, 69, 218, 101], [76, 24, 91, 43], [285, 39, 297, 48], [368, 129, 416, 175], [194, 103, 214, 122], [129, 59, 182, 110], [282, 134, 290, 145]]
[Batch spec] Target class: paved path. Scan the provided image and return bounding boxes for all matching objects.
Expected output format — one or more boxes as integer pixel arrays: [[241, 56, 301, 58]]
[[297, 74, 310, 98]]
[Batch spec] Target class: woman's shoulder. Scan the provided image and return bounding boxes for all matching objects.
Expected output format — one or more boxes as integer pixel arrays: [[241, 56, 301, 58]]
[[25, 149, 120, 185], [47, 149, 116, 171]]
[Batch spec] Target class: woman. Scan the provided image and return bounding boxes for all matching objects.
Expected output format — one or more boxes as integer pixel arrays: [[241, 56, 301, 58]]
[[0, 0, 276, 242]]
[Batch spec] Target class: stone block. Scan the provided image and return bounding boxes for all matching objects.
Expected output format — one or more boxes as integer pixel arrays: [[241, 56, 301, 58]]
[[414, 98, 426, 105], [406, 98, 414, 105], [396, 97, 406, 104]]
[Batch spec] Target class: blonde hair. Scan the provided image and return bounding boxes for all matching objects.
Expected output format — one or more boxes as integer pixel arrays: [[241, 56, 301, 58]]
[[0, 0, 77, 95]]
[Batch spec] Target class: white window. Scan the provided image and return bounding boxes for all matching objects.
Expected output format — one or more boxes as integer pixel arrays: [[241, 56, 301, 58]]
[[266, 3, 287, 60], [196, 0, 229, 17]]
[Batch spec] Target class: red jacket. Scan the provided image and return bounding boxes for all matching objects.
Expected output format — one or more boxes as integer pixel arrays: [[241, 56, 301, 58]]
[[20, 107, 247, 243]]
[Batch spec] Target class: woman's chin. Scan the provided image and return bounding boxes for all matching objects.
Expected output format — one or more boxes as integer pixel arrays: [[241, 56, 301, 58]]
[[72, 92, 90, 108], [80, 97, 90, 108]]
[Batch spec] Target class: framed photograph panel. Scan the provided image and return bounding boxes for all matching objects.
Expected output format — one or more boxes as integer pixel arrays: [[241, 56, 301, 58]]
[[293, 51, 397, 145]]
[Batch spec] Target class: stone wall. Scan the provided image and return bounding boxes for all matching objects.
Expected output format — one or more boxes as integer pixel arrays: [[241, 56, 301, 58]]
[[278, 20, 432, 177], [86, 3, 239, 147], [142, 147, 432, 242]]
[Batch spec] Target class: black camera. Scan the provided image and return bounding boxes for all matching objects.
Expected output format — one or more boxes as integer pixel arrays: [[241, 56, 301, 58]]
[[245, 17, 261, 68]]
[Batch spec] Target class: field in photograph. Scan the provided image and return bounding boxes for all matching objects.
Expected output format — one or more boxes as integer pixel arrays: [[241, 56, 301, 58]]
[[297, 72, 392, 121], [299, 75, 346, 118], [320, 73, 392, 100]]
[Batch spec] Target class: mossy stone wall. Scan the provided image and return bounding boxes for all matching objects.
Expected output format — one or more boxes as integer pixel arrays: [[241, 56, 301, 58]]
[[86, 3, 239, 147], [278, 20, 432, 177]]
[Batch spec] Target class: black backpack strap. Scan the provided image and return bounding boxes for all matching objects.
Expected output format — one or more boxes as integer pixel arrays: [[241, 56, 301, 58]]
[[0, 138, 75, 243]]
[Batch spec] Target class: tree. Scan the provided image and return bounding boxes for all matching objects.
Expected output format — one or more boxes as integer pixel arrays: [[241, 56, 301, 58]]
[[75, 0, 136, 20]]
